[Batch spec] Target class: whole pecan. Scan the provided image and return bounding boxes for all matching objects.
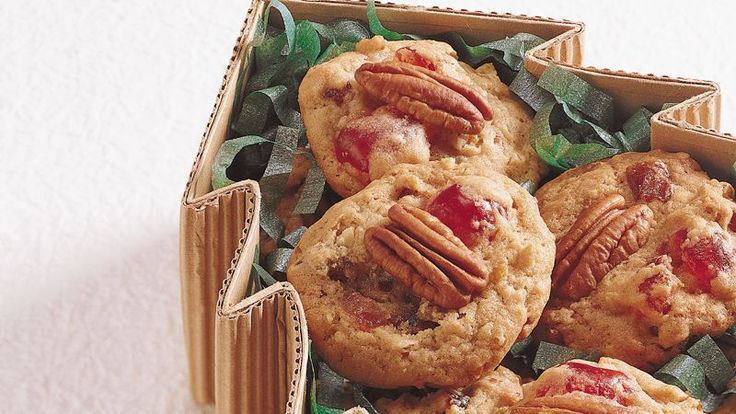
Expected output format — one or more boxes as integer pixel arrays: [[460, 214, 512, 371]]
[[354, 62, 493, 135], [364, 204, 490, 309], [554, 195, 654, 300]]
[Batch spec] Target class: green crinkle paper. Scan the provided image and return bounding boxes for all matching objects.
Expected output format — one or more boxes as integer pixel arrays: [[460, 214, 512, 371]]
[[434, 32, 545, 69], [366, 0, 418, 41], [517, 64, 655, 170], [531, 341, 597, 374], [656, 354, 709, 400], [531, 102, 619, 170], [211, 136, 269, 190], [258, 126, 299, 240], [309, 344, 378, 414], [654, 333, 736, 412], [687, 335, 733, 393]]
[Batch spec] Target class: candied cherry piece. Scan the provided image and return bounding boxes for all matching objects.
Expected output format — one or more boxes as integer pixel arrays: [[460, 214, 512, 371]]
[[335, 124, 378, 174], [626, 160, 672, 202], [395, 47, 436, 71], [536, 361, 635, 406], [681, 233, 733, 292], [638, 273, 673, 314], [425, 184, 500, 248], [341, 291, 391, 330], [659, 229, 688, 266], [334, 108, 426, 176]]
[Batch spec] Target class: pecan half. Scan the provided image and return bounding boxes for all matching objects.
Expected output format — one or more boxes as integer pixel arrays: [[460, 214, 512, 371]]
[[553, 195, 654, 300], [354, 62, 493, 135], [364, 204, 490, 309]]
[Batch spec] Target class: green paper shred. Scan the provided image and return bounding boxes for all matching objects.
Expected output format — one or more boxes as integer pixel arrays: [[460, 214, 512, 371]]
[[538, 64, 615, 129], [531, 342, 596, 374], [310, 352, 346, 414], [703, 388, 736, 412], [311, 19, 370, 45], [435, 32, 544, 70], [255, 31, 289, 70], [531, 102, 619, 170], [509, 336, 534, 358], [278, 226, 307, 248], [622, 107, 654, 152], [252, 262, 278, 289], [366, 0, 417, 41], [687, 335, 734, 393], [509, 67, 555, 111], [234, 85, 303, 135], [518, 180, 537, 195], [655, 354, 709, 400], [211, 136, 269, 190], [309, 353, 378, 414], [294, 159, 326, 214], [257, 0, 296, 53], [295, 20, 322, 66], [316, 41, 357, 64], [265, 247, 293, 277], [519, 64, 658, 170], [259, 126, 299, 239], [728, 162, 736, 191]]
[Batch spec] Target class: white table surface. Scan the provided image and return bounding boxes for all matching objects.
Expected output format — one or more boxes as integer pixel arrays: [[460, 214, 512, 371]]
[[2, 0, 734, 412]]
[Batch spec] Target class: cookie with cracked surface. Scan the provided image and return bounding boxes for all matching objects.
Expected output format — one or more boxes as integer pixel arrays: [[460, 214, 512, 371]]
[[287, 158, 554, 388], [535, 150, 736, 371], [298, 35, 544, 197], [375, 366, 523, 414], [510, 358, 702, 413]]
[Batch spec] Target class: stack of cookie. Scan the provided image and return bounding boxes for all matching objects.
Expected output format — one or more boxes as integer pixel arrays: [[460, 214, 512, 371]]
[[285, 35, 736, 413]]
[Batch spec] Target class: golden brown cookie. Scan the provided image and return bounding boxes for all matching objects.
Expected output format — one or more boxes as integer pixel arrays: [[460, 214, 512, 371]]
[[511, 358, 702, 413], [298, 35, 544, 197], [535, 150, 736, 370], [287, 158, 554, 388], [375, 366, 523, 414]]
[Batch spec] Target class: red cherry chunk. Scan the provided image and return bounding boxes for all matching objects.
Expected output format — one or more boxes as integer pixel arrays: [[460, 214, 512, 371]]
[[425, 184, 501, 248], [638, 273, 672, 314], [334, 108, 426, 176], [341, 291, 391, 331], [395, 47, 436, 71], [626, 160, 672, 202], [658, 229, 687, 267], [335, 124, 378, 174], [551, 361, 634, 406], [681, 234, 733, 292]]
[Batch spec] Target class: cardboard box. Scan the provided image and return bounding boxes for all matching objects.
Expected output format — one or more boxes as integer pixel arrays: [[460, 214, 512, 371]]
[[179, 0, 735, 412]]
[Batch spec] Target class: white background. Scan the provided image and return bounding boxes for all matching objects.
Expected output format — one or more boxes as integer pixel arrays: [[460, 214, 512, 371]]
[[2, 0, 735, 412]]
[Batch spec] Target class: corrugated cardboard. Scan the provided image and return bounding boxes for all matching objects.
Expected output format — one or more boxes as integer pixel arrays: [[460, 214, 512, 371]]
[[179, 0, 736, 412]]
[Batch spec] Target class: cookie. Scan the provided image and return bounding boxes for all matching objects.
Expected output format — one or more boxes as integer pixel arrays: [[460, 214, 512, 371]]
[[298, 35, 544, 197], [375, 366, 523, 413], [287, 158, 554, 388], [535, 150, 736, 370], [511, 358, 702, 413]]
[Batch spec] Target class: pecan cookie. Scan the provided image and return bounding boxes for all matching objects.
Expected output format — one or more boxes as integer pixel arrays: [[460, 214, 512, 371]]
[[535, 150, 736, 370], [298, 35, 544, 197], [511, 358, 702, 413], [375, 366, 522, 414], [287, 158, 554, 388]]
